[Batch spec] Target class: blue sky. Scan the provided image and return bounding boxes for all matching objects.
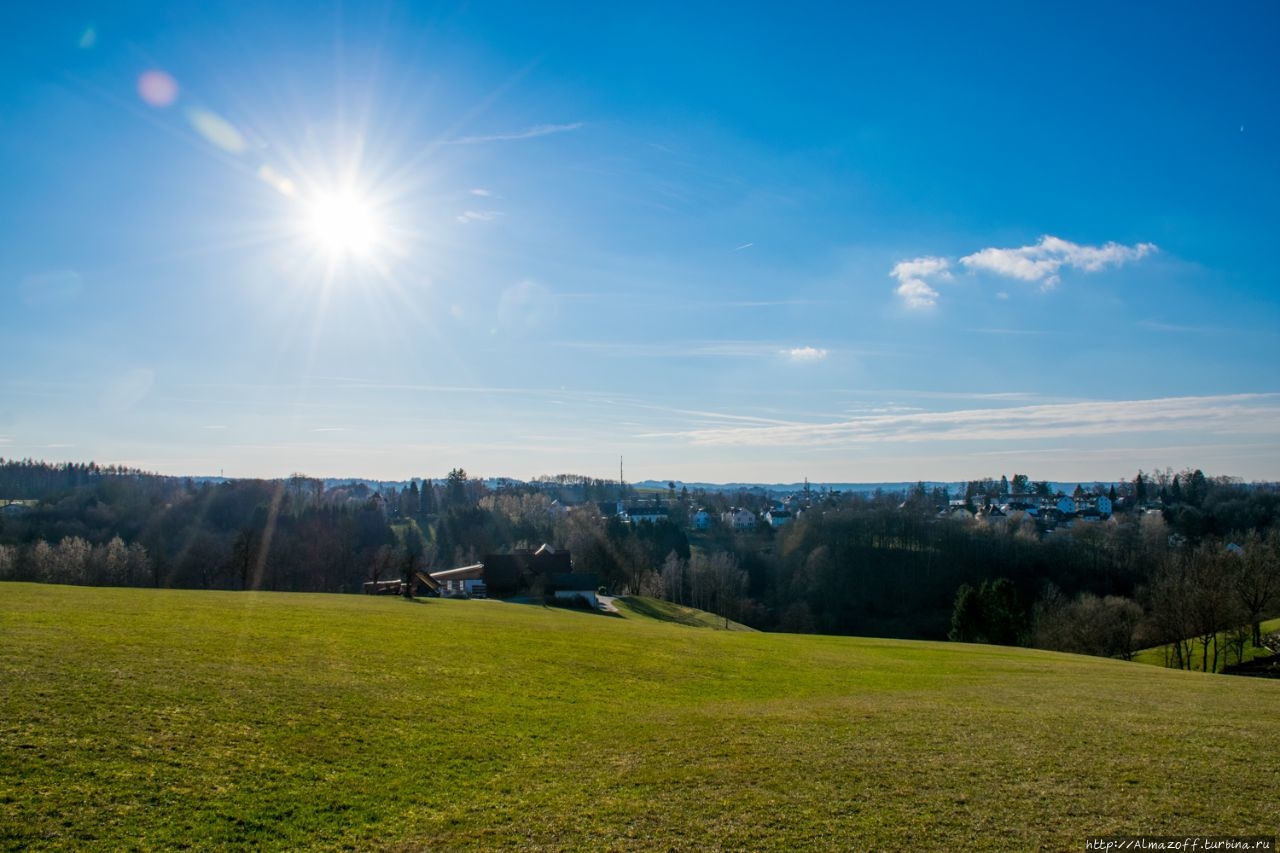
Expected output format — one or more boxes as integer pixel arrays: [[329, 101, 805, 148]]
[[2, 1, 1279, 483]]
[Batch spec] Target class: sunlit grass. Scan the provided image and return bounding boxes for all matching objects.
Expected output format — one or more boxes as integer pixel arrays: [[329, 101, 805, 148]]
[[616, 594, 755, 631], [2, 583, 1278, 850]]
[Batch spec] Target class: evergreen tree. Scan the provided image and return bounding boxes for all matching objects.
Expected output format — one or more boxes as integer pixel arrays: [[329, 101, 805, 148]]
[[949, 584, 985, 642], [979, 578, 1024, 646], [445, 468, 468, 509]]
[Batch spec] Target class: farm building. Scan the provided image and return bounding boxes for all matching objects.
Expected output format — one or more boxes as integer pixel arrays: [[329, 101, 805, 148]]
[[429, 544, 577, 600]]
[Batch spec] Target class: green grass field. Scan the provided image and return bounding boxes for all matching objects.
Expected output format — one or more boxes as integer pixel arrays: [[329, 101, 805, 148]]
[[3, 583, 1278, 850]]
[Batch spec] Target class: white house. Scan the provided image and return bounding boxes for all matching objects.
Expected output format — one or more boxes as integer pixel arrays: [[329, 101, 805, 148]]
[[624, 505, 669, 524], [722, 507, 757, 530], [764, 509, 793, 527]]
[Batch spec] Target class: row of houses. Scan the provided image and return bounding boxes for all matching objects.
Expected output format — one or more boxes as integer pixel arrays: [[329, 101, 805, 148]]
[[944, 493, 1116, 524], [691, 506, 795, 531]]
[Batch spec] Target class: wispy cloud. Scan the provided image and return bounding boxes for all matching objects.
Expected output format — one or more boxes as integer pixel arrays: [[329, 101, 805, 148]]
[[783, 346, 829, 362], [733, 242, 754, 251], [20, 270, 83, 307], [445, 122, 584, 145], [1137, 319, 1229, 335], [960, 235, 1157, 290], [551, 340, 782, 359], [890, 256, 951, 309], [967, 327, 1051, 336], [470, 188, 496, 197], [646, 393, 1280, 448], [456, 210, 504, 224], [550, 340, 870, 360]]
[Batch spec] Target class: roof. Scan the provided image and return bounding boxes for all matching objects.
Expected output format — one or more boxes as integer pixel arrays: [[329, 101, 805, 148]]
[[429, 563, 485, 581], [625, 505, 668, 515]]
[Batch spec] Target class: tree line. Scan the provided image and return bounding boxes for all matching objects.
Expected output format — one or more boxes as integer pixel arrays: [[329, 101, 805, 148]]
[[2, 460, 1277, 669]]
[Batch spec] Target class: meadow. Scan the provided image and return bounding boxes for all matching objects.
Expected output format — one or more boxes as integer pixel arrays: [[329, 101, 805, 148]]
[[2, 583, 1277, 850]]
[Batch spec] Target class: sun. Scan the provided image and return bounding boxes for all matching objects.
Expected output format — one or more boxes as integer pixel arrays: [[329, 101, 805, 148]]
[[304, 189, 380, 258]]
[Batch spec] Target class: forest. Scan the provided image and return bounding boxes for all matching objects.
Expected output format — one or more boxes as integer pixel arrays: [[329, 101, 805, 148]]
[[1, 459, 1277, 667]]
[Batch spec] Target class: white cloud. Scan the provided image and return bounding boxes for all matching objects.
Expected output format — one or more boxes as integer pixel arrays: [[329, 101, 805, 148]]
[[470, 188, 495, 197], [445, 122, 584, 145], [456, 210, 503, 224], [783, 346, 828, 362], [960, 235, 1157, 290], [894, 278, 940, 309], [889, 256, 950, 309], [892, 257, 952, 281]]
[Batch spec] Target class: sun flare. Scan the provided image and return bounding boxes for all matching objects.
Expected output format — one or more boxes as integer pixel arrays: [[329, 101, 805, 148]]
[[304, 190, 380, 257]]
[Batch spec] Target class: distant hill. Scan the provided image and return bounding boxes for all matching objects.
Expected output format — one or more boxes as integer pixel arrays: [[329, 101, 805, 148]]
[[632, 479, 1116, 496], [634, 479, 960, 495], [3, 583, 1277, 850]]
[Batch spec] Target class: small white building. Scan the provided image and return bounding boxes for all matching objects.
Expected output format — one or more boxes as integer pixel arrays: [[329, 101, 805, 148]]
[[764, 509, 793, 528], [722, 507, 757, 530]]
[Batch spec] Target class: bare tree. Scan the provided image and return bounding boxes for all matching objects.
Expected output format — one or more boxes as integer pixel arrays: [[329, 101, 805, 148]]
[[1231, 530, 1280, 647], [660, 551, 686, 605], [1033, 588, 1144, 660], [1148, 558, 1196, 670]]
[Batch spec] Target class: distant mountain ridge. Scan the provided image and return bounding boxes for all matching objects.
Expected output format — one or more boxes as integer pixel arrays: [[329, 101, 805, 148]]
[[178, 475, 1115, 497], [630, 480, 1114, 496]]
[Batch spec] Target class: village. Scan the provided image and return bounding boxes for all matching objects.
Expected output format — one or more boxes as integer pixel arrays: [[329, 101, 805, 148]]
[[358, 478, 1135, 606]]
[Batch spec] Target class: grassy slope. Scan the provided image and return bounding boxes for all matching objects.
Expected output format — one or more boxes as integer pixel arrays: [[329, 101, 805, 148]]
[[1133, 616, 1280, 671], [1, 584, 1277, 851], [614, 595, 755, 631]]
